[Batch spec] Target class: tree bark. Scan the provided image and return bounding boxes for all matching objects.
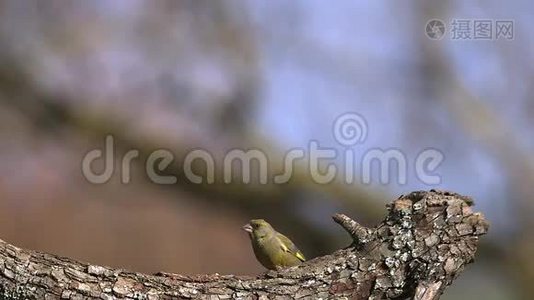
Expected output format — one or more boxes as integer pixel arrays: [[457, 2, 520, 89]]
[[0, 190, 489, 299]]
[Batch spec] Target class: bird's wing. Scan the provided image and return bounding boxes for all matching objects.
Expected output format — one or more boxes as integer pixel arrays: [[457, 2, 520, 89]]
[[276, 233, 306, 261]]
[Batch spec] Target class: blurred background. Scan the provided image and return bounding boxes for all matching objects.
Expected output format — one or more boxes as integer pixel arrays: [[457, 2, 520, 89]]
[[0, 1, 532, 299]]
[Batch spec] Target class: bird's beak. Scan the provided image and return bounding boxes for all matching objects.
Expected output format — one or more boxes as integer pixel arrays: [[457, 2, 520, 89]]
[[242, 224, 253, 233]]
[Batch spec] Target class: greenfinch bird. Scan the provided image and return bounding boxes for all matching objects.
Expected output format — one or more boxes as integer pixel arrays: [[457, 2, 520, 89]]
[[243, 219, 305, 270]]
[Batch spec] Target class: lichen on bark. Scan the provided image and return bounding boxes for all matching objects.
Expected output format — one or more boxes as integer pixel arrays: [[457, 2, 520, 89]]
[[0, 190, 488, 299]]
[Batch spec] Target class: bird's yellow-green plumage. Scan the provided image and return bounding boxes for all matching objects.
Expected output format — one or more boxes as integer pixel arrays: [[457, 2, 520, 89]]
[[243, 219, 305, 270]]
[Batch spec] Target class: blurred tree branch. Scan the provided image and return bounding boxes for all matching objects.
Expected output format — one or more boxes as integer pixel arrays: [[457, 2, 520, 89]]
[[0, 50, 386, 258], [0, 0, 387, 259]]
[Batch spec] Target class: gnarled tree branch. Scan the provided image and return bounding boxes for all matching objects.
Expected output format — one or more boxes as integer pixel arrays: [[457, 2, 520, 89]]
[[0, 190, 489, 299]]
